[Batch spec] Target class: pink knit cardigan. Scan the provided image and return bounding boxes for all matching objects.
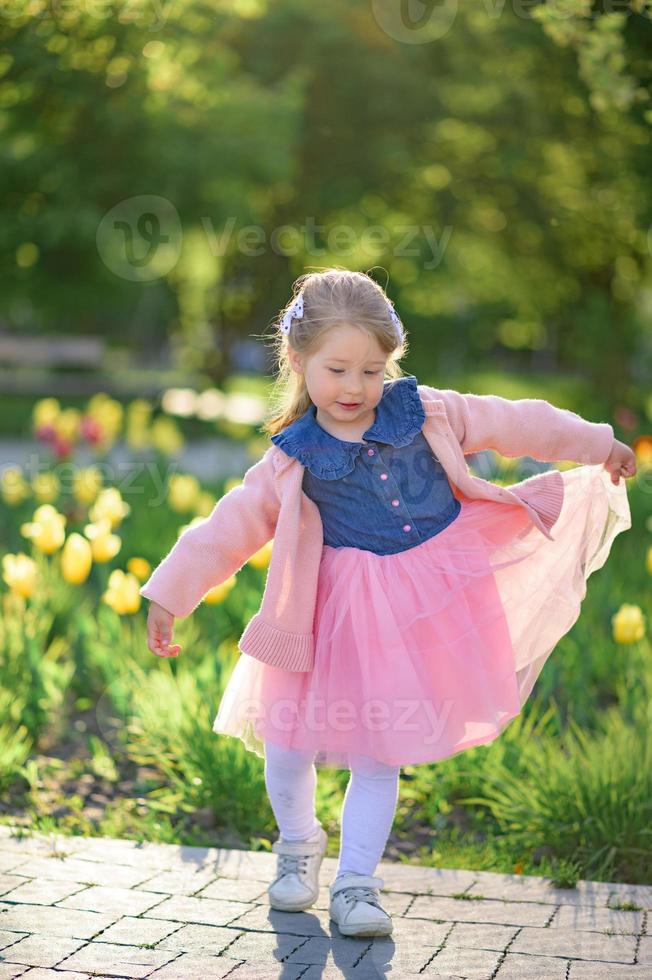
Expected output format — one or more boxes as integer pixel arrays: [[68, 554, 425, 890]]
[[139, 384, 614, 672]]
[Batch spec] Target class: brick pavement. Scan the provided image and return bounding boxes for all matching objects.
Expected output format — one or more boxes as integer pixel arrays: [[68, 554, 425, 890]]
[[0, 824, 649, 979]]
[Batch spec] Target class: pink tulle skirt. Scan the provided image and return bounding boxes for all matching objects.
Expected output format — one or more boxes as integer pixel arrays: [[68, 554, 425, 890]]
[[212, 464, 630, 769]]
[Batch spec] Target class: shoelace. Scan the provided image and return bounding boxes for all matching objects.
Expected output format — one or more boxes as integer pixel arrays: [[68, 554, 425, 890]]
[[276, 853, 310, 878], [339, 885, 382, 908]]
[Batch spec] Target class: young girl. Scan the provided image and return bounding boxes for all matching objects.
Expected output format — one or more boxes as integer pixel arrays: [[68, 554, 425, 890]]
[[142, 268, 634, 939]]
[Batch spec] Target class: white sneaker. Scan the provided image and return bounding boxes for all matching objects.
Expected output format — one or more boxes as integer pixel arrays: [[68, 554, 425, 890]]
[[268, 824, 328, 911], [329, 872, 393, 937]]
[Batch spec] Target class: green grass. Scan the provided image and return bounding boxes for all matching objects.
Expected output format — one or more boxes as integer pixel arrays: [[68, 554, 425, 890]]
[[0, 386, 649, 885]]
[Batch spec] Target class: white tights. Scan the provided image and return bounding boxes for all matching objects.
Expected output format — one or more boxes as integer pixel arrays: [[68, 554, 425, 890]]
[[263, 738, 401, 878]]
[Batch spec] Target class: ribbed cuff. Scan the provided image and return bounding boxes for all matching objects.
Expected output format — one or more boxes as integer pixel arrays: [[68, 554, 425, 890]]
[[510, 469, 565, 534], [239, 614, 314, 672]]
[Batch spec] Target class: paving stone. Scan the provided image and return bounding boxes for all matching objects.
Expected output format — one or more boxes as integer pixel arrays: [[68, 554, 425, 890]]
[[54, 885, 167, 917], [224, 964, 311, 980], [445, 921, 520, 951], [493, 951, 570, 978], [0, 905, 118, 940], [1, 827, 649, 980], [155, 922, 246, 955], [132, 868, 221, 897], [0, 966, 29, 979], [298, 968, 458, 980], [0, 933, 86, 968], [0, 858, 28, 875], [91, 915, 182, 946], [54, 837, 174, 869], [0, 932, 29, 952], [9, 972, 91, 980], [406, 894, 554, 927], [193, 878, 269, 903], [637, 934, 652, 963], [369, 916, 450, 946], [56, 941, 176, 978], [226, 904, 331, 937], [146, 952, 252, 978], [465, 870, 652, 911], [220, 929, 315, 964], [419, 944, 503, 977], [577, 880, 650, 909], [270, 932, 371, 968], [569, 960, 652, 978], [464, 873, 596, 907], [0, 879, 87, 906], [10, 859, 150, 890], [551, 903, 643, 934], [0, 878, 30, 900], [142, 894, 254, 927], [509, 924, 637, 962], [356, 935, 450, 975], [228, 932, 316, 967], [0, 834, 81, 860], [373, 863, 478, 895]]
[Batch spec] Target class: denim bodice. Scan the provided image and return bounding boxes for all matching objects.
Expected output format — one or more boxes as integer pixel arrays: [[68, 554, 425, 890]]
[[270, 376, 461, 556]]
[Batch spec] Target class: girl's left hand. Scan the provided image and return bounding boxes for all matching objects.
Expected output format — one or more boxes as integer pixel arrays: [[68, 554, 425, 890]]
[[603, 439, 637, 485]]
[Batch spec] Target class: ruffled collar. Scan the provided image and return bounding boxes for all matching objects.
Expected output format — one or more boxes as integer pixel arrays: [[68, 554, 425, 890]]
[[270, 375, 426, 480]]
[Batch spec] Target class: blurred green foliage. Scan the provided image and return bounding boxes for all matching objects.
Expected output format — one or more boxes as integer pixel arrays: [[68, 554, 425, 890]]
[[1, 0, 650, 410]]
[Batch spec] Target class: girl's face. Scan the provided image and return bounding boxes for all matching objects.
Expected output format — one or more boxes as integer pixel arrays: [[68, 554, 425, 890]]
[[289, 323, 388, 429]]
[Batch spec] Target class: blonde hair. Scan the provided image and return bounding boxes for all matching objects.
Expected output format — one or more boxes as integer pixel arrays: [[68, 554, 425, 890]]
[[261, 267, 409, 437]]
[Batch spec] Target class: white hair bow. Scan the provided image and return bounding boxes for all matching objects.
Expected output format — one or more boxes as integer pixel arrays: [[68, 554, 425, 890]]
[[279, 290, 403, 342], [279, 293, 304, 335]]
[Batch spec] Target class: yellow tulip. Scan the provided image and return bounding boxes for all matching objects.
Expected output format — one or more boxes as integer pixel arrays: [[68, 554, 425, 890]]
[[127, 398, 153, 422], [102, 569, 141, 614], [89, 487, 130, 529], [125, 423, 150, 451], [54, 407, 82, 441], [127, 557, 151, 581], [150, 416, 184, 455], [203, 576, 237, 605], [61, 533, 93, 585], [168, 473, 201, 512], [82, 393, 123, 454], [72, 467, 103, 506], [647, 545, 652, 577], [84, 520, 122, 562], [1, 466, 31, 505], [611, 603, 646, 644], [32, 397, 61, 429], [20, 504, 66, 554], [248, 539, 273, 569], [86, 393, 124, 437], [2, 552, 38, 598], [31, 470, 61, 503]]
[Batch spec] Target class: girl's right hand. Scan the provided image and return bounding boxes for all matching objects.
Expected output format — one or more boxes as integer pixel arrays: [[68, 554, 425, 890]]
[[146, 601, 182, 658]]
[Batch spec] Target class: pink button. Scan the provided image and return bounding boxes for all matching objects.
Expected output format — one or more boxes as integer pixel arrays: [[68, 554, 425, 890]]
[[380, 473, 388, 480], [392, 499, 399, 506], [403, 524, 411, 532], [367, 448, 375, 456]]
